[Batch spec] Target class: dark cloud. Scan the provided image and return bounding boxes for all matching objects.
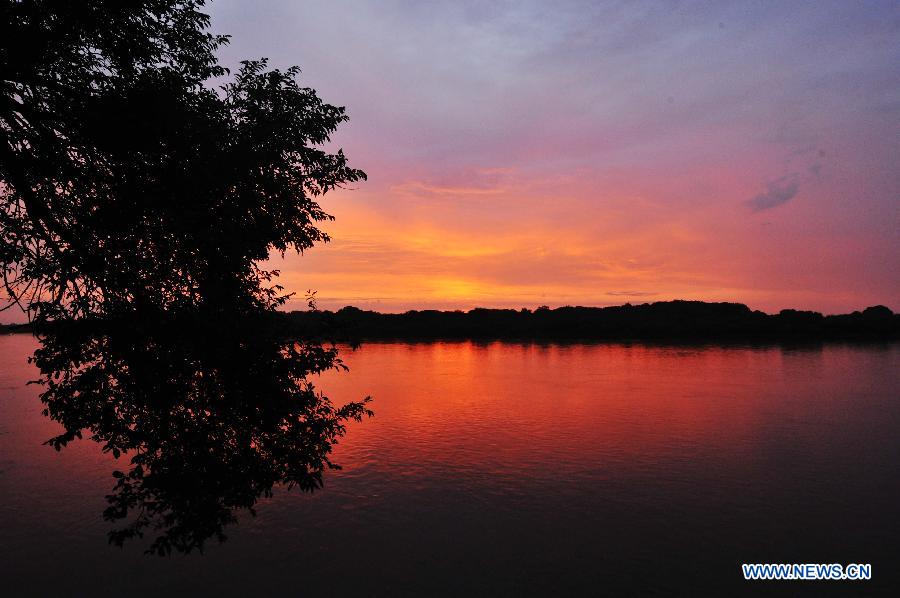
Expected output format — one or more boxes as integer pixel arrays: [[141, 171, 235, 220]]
[[745, 176, 800, 212]]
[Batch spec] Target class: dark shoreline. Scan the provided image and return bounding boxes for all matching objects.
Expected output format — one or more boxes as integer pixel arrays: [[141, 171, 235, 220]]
[[4, 300, 897, 343], [286, 300, 898, 343]]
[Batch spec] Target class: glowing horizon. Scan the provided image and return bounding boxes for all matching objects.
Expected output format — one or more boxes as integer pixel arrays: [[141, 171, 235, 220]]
[[19, 1, 900, 320], [218, 0, 896, 316]]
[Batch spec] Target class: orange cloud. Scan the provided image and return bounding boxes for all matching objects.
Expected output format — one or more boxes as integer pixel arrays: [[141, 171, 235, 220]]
[[268, 163, 897, 316]]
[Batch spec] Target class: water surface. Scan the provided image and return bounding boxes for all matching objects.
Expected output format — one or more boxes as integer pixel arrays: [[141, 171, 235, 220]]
[[1, 335, 897, 595]]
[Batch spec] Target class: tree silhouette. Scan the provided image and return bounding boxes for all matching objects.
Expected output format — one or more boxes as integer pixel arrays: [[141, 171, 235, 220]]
[[1, 1, 364, 321], [1, 1, 370, 552]]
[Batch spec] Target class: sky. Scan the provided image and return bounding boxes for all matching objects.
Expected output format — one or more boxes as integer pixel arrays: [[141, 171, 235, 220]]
[[208, 0, 899, 315]]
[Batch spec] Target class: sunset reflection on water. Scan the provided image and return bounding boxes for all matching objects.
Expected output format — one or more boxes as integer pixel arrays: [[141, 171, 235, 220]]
[[1, 335, 897, 595]]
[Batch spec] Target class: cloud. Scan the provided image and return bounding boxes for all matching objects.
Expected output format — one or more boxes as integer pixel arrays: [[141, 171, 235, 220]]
[[390, 181, 505, 197], [606, 290, 659, 297], [390, 167, 519, 199], [745, 176, 801, 212], [206, 1, 900, 315]]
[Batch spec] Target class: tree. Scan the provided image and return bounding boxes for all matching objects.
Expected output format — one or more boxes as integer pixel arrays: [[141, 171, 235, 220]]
[[1, 1, 370, 552], [1, 0, 364, 321]]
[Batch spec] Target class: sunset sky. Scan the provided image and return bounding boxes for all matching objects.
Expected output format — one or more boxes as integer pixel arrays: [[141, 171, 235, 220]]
[[210, 0, 899, 314]]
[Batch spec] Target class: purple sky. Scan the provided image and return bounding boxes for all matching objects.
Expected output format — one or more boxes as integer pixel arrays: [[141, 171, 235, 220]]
[[96, 2, 900, 313]]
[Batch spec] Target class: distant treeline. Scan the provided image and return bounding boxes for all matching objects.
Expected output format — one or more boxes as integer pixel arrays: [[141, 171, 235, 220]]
[[0, 322, 30, 334], [3, 301, 897, 342], [283, 301, 898, 342]]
